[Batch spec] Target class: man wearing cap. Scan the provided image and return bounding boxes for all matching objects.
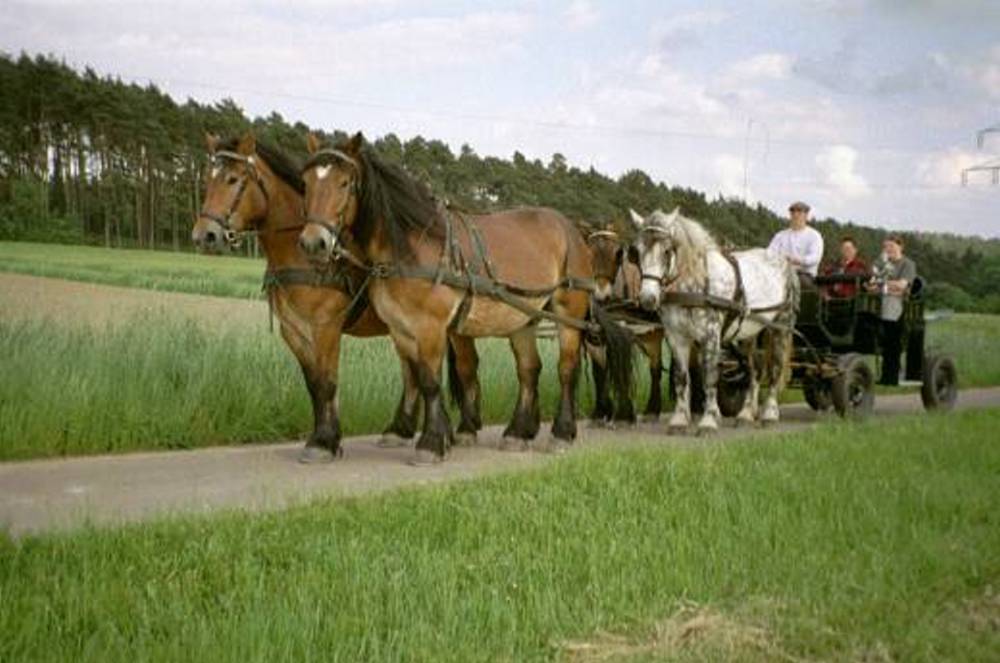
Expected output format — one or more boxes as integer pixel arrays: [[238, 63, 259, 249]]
[[768, 201, 824, 282]]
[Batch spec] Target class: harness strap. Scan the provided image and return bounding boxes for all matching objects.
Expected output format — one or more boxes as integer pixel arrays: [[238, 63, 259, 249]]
[[261, 267, 369, 332]]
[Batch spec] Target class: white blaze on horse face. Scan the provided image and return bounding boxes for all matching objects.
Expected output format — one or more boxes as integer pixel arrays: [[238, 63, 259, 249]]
[[316, 165, 331, 180], [637, 240, 665, 307], [210, 165, 221, 179]]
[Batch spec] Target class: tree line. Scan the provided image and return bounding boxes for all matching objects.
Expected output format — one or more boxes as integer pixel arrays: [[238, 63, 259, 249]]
[[1, 51, 997, 312]]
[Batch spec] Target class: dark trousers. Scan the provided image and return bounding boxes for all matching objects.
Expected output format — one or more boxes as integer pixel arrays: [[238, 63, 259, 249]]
[[880, 318, 903, 385]]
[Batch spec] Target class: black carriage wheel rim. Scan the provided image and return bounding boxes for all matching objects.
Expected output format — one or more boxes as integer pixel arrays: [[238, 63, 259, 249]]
[[934, 364, 956, 401]]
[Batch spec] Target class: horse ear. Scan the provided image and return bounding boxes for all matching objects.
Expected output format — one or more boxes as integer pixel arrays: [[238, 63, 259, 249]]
[[237, 130, 256, 156], [346, 131, 364, 155], [668, 206, 681, 221], [306, 132, 321, 155], [205, 132, 220, 154], [628, 208, 644, 229]]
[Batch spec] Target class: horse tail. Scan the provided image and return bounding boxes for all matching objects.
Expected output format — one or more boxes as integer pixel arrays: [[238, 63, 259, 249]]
[[446, 339, 463, 408], [591, 303, 635, 411]]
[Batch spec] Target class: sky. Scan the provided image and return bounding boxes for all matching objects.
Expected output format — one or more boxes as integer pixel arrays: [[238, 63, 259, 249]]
[[2, 0, 999, 236]]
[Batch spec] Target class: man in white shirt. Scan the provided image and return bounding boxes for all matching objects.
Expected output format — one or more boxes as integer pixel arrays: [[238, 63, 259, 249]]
[[767, 201, 824, 279]]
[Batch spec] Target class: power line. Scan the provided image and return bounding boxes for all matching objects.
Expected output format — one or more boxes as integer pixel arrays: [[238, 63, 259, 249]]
[[110, 70, 957, 156]]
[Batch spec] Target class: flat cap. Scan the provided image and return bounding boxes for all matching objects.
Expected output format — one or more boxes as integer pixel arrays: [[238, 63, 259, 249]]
[[789, 201, 810, 212]]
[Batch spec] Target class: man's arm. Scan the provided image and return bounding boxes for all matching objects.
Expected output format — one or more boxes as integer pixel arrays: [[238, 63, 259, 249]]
[[887, 259, 916, 295], [802, 230, 824, 272]]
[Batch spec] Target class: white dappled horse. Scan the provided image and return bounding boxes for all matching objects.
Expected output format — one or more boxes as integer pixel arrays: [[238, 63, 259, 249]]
[[630, 208, 800, 433]]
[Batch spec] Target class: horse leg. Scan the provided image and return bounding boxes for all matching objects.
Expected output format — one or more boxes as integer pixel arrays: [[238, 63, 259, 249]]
[[291, 323, 343, 463], [696, 314, 724, 435], [735, 339, 759, 427], [500, 326, 542, 451], [761, 328, 788, 425], [411, 327, 452, 465], [586, 340, 613, 424], [550, 293, 588, 449], [641, 328, 664, 420], [664, 329, 693, 434], [449, 334, 482, 446], [379, 348, 420, 447]]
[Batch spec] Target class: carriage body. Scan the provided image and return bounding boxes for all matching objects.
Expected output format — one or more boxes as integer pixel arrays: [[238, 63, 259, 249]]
[[783, 275, 956, 416]]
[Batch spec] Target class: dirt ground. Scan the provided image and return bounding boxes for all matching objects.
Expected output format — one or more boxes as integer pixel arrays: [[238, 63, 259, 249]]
[[0, 272, 265, 329], [3, 387, 998, 539]]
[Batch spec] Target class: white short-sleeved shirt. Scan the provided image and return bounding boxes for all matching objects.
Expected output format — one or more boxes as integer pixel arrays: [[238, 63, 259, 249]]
[[767, 226, 824, 276]]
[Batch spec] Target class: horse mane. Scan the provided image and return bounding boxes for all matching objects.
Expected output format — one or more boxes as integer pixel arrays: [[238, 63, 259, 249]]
[[650, 208, 718, 284], [217, 137, 305, 195], [306, 139, 444, 260]]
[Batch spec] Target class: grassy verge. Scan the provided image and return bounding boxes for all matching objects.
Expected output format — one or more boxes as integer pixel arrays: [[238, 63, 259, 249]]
[[0, 314, 598, 460], [1, 309, 998, 460], [2, 410, 998, 661], [0, 241, 264, 299]]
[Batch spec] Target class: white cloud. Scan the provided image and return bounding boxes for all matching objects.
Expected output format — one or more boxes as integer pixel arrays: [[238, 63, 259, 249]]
[[816, 145, 871, 197], [712, 153, 753, 202], [724, 53, 794, 82], [565, 1, 599, 30], [917, 148, 992, 187], [651, 9, 730, 49]]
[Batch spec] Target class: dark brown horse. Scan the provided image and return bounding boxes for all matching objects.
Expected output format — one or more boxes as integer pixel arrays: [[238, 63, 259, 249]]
[[586, 228, 665, 422], [191, 131, 483, 462], [298, 132, 632, 465]]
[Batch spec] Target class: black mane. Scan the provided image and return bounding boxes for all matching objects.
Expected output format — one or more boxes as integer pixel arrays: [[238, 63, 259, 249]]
[[307, 140, 444, 260], [218, 137, 305, 195]]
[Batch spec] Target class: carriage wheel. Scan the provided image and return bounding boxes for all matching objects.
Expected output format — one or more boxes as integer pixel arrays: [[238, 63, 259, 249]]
[[803, 378, 833, 412], [921, 354, 958, 411], [717, 379, 748, 418], [831, 354, 875, 418]]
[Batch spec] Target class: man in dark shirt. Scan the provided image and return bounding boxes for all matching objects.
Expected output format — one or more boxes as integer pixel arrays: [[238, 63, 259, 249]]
[[868, 235, 918, 386], [822, 235, 869, 297]]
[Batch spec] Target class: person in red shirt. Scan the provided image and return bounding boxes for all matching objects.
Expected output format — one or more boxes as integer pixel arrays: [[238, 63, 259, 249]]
[[822, 235, 869, 297]]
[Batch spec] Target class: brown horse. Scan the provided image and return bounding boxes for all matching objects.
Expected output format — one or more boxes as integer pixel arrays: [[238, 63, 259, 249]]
[[586, 229, 665, 422], [298, 132, 632, 465], [191, 131, 483, 462]]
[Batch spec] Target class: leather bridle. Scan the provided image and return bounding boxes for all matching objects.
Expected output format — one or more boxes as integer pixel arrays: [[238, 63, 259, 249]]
[[637, 225, 682, 291], [199, 150, 270, 242], [301, 148, 367, 269]]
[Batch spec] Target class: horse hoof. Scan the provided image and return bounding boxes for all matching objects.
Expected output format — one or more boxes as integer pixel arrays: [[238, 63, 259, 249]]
[[298, 445, 336, 464], [697, 426, 718, 437], [498, 436, 529, 452], [408, 449, 444, 467], [760, 418, 778, 428], [453, 431, 477, 447], [735, 417, 755, 429], [668, 424, 690, 436], [377, 433, 410, 448]]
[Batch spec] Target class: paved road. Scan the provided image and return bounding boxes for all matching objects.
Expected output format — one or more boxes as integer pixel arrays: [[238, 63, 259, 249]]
[[2, 388, 998, 538]]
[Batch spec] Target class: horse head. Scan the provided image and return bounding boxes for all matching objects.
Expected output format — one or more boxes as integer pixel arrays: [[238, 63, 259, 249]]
[[298, 131, 364, 265], [192, 131, 272, 253]]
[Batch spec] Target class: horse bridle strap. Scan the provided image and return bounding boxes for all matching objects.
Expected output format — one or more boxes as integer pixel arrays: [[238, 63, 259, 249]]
[[199, 151, 270, 232]]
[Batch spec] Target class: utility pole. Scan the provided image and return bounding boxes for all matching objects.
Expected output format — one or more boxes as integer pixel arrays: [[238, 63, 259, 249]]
[[962, 123, 1000, 186]]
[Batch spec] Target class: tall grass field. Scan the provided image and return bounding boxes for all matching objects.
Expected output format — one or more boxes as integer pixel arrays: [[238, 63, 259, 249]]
[[0, 241, 264, 299], [2, 410, 998, 661], [2, 241, 1000, 460]]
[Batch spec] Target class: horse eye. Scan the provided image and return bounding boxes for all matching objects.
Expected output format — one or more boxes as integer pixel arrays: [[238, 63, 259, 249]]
[[227, 175, 239, 185]]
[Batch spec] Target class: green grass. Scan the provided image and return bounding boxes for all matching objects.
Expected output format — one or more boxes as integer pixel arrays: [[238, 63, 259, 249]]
[[2, 410, 998, 662], [0, 314, 599, 461], [0, 241, 264, 298], [1, 309, 998, 461]]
